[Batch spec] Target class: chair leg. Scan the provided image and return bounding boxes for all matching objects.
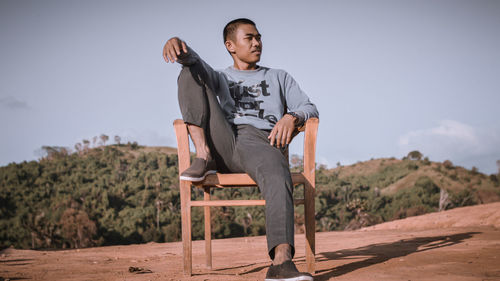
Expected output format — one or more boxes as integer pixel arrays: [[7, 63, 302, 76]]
[[304, 182, 316, 274], [204, 187, 212, 269], [180, 181, 192, 276]]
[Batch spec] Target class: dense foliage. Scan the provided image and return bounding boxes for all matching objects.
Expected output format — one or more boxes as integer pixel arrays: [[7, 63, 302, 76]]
[[1, 145, 180, 249], [1, 146, 499, 249]]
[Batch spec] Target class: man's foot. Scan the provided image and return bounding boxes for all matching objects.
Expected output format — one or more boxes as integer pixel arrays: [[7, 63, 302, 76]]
[[265, 260, 313, 281], [179, 158, 217, 182]]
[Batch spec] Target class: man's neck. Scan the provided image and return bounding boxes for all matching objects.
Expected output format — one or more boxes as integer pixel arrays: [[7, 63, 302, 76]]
[[233, 60, 258, 70]]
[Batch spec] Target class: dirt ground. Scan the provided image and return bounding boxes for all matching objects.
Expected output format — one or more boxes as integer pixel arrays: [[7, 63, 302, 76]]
[[1, 202, 499, 281]]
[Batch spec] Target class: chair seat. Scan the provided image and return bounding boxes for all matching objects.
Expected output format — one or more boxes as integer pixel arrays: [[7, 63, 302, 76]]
[[192, 172, 306, 187]]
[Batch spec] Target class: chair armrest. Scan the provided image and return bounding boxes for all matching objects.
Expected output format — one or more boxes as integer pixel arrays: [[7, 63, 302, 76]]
[[303, 118, 319, 183]]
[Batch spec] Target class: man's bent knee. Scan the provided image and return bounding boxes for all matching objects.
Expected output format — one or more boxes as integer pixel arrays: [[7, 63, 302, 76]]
[[177, 66, 198, 87], [178, 64, 208, 88]]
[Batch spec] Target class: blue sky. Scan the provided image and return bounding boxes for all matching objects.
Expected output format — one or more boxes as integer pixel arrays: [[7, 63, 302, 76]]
[[1, 0, 499, 174]]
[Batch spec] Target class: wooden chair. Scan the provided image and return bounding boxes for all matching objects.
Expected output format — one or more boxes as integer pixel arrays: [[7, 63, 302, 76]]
[[173, 117, 319, 276]]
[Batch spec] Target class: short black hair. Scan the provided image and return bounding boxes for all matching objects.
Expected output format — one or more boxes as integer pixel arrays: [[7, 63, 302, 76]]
[[223, 18, 256, 43]]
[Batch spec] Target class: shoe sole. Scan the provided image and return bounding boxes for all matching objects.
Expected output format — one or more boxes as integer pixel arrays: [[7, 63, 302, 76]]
[[179, 170, 217, 182], [264, 276, 313, 281]]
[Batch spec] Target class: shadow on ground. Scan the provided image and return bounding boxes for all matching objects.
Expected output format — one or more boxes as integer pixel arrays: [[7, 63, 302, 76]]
[[199, 231, 479, 279], [0, 258, 34, 266], [313, 231, 480, 281]]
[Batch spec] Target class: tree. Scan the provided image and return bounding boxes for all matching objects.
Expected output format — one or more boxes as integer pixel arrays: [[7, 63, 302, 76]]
[[59, 208, 97, 248], [74, 143, 83, 155], [422, 157, 431, 165], [40, 146, 69, 160], [443, 160, 453, 169], [131, 141, 139, 150], [439, 188, 451, 211], [114, 135, 121, 145], [82, 139, 90, 152], [407, 150, 423, 161], [100, 134, 109, 146], [471, 166, 479, 175]]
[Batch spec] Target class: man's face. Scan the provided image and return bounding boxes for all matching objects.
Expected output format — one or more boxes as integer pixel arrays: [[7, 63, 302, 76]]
[[226, 24, 262, 65]]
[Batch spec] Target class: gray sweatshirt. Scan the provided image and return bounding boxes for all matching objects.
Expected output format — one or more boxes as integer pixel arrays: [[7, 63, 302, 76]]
[[178, 47, 319, 130]]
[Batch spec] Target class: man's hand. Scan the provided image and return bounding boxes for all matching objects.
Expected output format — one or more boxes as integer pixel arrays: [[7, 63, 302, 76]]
[[163, 37, 188, 63], [268, 114, 297, 148]]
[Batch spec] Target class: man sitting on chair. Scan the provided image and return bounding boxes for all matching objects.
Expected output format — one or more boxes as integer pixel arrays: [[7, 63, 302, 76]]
[[163, 18, 318, 281]]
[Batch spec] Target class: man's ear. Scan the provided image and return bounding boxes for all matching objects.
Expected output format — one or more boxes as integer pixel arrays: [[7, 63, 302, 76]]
[[225, 40, 235, 54]]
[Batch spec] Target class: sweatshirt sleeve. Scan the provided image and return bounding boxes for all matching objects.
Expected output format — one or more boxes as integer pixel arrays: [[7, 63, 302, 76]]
[[176, 46, 222, 91], [283, 71, 319, 125]]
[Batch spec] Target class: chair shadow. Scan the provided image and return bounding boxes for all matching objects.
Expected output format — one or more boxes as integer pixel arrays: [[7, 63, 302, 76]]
[[0, 259, 34, 263], [0, 258, 34, 267], [313, 231, 480, 281]]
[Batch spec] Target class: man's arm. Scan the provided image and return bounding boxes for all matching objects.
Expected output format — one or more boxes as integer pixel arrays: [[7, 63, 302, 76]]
[[268, 71, 319, 148], [282, 72, 319, 124], [163, 37, 188, 63], [163, 37, 222, 91]]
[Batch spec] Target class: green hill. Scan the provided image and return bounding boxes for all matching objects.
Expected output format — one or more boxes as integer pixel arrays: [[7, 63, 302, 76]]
[[314, 156, 500, 231], [1, 145, 499, 250]]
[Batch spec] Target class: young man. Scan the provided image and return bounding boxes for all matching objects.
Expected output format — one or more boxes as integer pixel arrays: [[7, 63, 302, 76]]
[[163, 18, 318, 281]]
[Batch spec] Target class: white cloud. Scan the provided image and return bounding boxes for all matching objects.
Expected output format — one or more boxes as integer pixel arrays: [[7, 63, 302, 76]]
[[399, 120, 479, 149], [398, 120, 500, 173]]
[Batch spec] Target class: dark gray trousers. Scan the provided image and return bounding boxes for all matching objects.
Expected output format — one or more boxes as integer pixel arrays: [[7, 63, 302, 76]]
[[177, 65, 295, 259]]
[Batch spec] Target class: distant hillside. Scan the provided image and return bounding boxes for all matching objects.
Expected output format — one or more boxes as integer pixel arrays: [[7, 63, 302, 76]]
[[1, 145, 499, 250], [360, 201, 500, 231], [327, 157, 500, 203], [309, 154, 499, 231]]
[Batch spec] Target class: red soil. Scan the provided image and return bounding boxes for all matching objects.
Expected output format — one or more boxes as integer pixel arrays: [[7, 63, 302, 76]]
[[1, 202, 499, 281]]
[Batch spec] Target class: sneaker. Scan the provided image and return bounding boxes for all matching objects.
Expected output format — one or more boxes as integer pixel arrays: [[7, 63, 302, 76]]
[[265, 260, 313, 281], [179, 158, 217, 182]]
